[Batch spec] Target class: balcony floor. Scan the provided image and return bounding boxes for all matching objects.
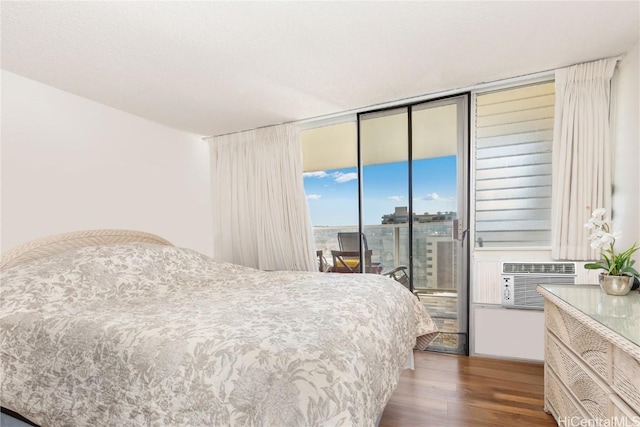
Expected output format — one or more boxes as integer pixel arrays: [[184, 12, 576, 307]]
[[418, 293, 461, 352]]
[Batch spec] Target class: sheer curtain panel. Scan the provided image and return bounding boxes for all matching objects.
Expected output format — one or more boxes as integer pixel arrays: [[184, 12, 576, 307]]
[[551, 59, 617, 260], [208, 124, 316, 271]]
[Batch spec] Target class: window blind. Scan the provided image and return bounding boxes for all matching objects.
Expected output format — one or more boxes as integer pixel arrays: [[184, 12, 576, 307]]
[[474, 82, 555, 247]]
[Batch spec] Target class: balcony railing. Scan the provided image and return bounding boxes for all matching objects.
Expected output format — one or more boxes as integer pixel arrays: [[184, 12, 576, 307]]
[[313, 223, 457, 291]]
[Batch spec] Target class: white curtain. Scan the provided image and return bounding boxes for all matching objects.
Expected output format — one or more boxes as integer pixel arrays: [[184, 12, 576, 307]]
[[551, 59, 617, 260], [208, 123, 317, 271]]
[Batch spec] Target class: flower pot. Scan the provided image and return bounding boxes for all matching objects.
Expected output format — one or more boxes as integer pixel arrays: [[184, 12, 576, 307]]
[[598, 273, 633, 296]]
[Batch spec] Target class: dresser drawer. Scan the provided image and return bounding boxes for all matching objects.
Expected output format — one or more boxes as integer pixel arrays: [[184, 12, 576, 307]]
[[546, 332, 609, 420], [546, 365, 584, 421], [545, 300, 609, 381], [612, 346, 640, 413], [610, 394, 640, 427]]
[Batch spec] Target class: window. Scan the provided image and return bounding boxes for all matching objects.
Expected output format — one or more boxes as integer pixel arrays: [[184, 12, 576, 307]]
[[301, 120, 359, 257], [474, 81, 554, 247]]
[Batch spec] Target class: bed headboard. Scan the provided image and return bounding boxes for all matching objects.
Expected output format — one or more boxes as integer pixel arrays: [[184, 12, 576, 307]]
[[0, 229, 174, 271]]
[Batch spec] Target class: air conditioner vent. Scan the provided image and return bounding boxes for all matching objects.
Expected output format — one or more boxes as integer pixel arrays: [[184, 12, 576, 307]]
[[501, 262, 576, 310], [502, 262, 575, 275]]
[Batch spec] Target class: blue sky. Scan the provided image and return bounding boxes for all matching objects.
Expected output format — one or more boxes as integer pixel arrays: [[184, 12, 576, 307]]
[[304, 156, 457, 226]]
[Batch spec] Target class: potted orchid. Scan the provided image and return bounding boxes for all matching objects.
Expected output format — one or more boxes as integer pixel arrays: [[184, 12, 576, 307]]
[[584, 208, 639, 295]]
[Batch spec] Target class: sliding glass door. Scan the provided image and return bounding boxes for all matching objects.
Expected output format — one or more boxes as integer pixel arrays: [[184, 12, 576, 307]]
[[302, 95, 469, 354], [409, 96, 468, 353], [358, 95, 469, 354]]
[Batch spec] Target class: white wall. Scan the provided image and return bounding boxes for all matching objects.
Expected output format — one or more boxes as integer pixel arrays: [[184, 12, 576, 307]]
[[1, 71, 213, 256], [613, 41, 640, 257], [472, 305, 545, 361]]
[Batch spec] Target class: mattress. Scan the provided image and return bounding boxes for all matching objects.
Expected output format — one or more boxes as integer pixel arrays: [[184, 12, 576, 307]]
[[0, 243, 438, 426]]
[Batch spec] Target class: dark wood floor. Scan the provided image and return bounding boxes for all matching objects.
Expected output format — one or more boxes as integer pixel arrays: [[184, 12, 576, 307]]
[[379, 351, 557, 427]]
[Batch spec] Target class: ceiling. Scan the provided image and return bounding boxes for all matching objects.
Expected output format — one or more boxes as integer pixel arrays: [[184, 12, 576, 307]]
[[2, 1, 638, 137]]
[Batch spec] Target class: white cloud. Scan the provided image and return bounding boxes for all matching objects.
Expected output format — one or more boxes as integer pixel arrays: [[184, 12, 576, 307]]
[[420, 192, 454, 202], [333, 172, 358, 183], [422, 193, 453, 201], [306, 194, 322, 200], [388, 195, 404, 202], [303, 171, 357, 183], [303, 171, 328, 178]]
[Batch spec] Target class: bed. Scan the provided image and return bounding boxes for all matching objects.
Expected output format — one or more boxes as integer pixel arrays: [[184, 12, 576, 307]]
[[0, 230, 438, 426]]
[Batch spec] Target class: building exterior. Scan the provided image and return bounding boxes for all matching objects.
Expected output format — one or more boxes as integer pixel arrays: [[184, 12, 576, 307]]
[[382, 206, 456, 225]]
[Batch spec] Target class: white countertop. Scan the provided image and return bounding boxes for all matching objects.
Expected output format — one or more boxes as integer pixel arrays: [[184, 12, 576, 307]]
[[539, 284, 640, 346]]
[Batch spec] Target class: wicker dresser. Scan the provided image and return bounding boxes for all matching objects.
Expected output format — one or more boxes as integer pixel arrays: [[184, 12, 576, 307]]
[[537, 285, 640, 426]]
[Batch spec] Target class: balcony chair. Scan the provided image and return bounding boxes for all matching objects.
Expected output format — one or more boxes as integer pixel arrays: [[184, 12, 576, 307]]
[[331, 249, 374, 273], [334, 232, 378, 273], [334, 232, 416, 297], [316, 250, 331, 272]]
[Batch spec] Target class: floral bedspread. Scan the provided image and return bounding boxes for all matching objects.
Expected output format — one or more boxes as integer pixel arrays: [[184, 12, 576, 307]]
[[0, 244, 438, 426]]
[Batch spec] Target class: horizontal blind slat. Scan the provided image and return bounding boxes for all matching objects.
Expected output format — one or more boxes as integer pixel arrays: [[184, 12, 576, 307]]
[[477, 130, 553, 148], [475, 175, 552, 190], [476, 186, 551, 201], [476, 117, 554, 138], [477, 94, 555, 116], [476, 230, 551, 243], [476, 197, 552, 211], [475, 208, 551, 221], [476, 82, 555, 106], [476, 164, 551, 179], [477, 141, 552, 159], [476, 152, 552, 170], [476, 220, 551, 232], [476, 106, 554, 128]]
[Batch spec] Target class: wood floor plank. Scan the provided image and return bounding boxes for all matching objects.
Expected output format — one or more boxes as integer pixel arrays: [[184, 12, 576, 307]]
[[379, 351, 556, 427]]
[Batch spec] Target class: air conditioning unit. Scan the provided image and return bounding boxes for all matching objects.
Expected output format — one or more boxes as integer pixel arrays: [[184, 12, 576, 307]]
[[501, 262, 576, 310]]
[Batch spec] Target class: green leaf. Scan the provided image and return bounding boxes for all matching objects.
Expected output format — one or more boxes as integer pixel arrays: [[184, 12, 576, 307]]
[[584, 262, 606, 270], [621, 266, 640, 279]]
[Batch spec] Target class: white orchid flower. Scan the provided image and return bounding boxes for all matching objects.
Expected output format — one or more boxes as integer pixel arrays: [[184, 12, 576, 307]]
[[599, 233, 615, 246], [583, 207, 639, 280]]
